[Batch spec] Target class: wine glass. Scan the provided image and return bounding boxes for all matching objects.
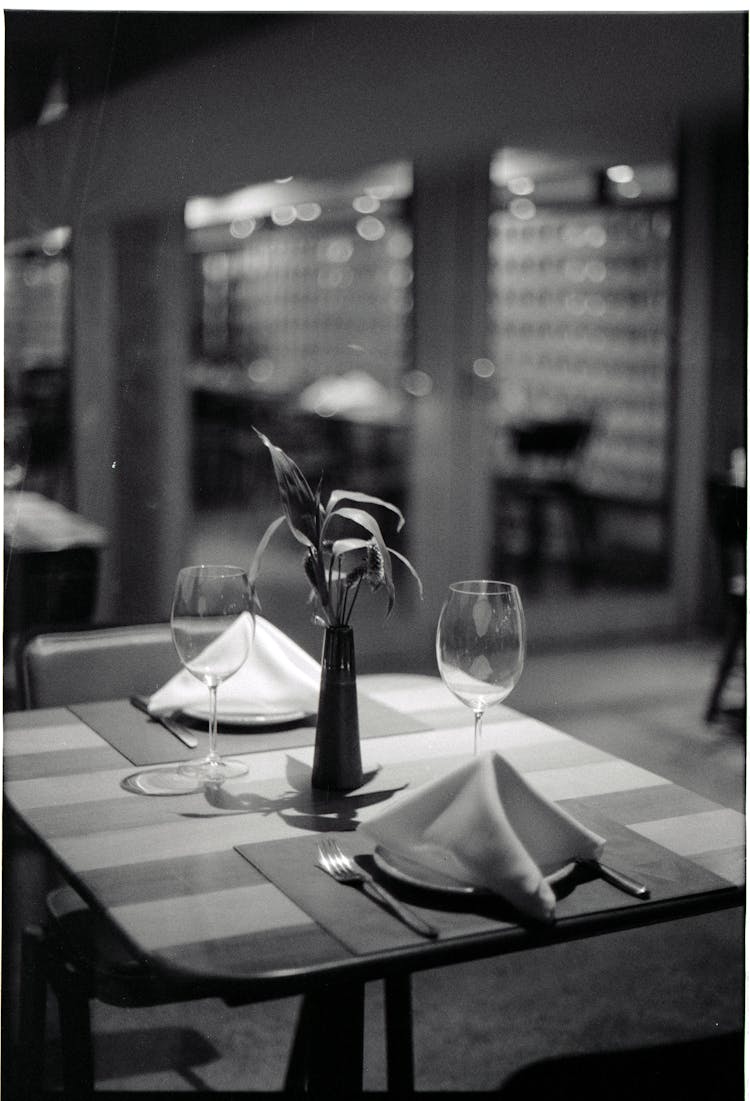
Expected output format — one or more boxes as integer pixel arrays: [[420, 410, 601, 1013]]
[[436, 580, 526, 756], [171, 564, 252, 782]]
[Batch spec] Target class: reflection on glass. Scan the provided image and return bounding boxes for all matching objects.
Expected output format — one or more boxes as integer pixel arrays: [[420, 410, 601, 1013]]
[[186, 163, 416, 619], [4, 229, 73, 502], [488, 150, 675, 594]]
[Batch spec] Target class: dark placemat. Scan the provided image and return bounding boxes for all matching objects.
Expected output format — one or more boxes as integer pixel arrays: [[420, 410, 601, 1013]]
[[236, 820, 734, 956], [70, 695, 430, 767]]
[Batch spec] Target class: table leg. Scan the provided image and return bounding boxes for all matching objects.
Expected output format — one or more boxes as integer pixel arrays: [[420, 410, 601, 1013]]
[[385, 973, 414, 1094], [302, 982, 365, 1094]]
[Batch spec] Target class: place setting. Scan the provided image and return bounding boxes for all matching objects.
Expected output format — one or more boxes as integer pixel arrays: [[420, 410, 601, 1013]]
[[237, 578, 659, 954]]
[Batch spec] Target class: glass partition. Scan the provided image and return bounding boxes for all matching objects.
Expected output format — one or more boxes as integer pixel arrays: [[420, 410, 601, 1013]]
[[4, 227, 73, 502], [487, 150, 676, 596], [183, 164, 417, 659]]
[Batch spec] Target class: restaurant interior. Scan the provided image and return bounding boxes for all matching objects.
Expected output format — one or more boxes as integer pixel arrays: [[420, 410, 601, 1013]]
[[3, 11, 746, 1095]]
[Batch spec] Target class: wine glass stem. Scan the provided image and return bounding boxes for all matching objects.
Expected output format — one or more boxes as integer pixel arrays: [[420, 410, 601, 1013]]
[[207, 684, 219, 763], [473, 709, 484, 756]]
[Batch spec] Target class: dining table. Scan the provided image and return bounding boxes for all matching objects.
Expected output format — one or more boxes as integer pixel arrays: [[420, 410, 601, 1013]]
[[4, 672, 745, 1093]]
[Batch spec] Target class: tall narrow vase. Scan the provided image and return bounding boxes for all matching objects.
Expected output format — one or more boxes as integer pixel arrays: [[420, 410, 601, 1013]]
[[312, 625, 363, 792]]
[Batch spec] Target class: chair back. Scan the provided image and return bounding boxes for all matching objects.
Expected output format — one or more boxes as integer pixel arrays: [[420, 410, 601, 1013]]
[[707, 478, 746, 600], [508, 416, 593, 486], [18, 623, 181, 709]]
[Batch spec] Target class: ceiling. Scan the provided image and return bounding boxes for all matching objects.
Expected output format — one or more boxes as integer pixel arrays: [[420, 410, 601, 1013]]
[[4, 11, 298, 135]]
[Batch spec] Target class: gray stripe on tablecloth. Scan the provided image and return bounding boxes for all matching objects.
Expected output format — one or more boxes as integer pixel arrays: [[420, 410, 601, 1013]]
[[4, 744, 124, 781], [148, 923, 346, 984], [83, 849, 269, 906], [689, 846, 746, 885], [24, 791, 205, 838], [70, 696, 429, 767], [560, 784, 722, 826]]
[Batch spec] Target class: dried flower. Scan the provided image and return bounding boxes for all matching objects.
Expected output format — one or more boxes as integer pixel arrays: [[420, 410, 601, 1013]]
[[251, 428, 423, 627]]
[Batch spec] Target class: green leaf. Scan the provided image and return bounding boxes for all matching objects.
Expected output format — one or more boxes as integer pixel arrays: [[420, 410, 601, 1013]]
[[327, 489, 405, 531], [254, 428, 318, 547]]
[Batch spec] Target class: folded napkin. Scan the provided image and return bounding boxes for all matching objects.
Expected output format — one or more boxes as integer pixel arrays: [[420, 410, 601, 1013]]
[[363, 752, 605, 923], [148, 613, 320, 717]]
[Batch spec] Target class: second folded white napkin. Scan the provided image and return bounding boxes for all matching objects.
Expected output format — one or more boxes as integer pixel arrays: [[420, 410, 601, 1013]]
[[148, 613, 320, 717], [363, 751, 605, 923]]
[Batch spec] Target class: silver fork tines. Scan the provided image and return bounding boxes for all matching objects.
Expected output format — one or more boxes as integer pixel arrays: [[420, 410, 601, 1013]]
[[317, 838, 438, 939]]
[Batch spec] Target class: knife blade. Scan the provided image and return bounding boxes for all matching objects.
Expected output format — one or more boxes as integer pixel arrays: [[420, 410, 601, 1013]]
[[129, 695, 199, 750], [579, 858, 650, 899]]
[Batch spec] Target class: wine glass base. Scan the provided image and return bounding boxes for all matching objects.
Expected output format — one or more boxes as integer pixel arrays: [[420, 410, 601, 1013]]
[[178, 757, 248, 782]]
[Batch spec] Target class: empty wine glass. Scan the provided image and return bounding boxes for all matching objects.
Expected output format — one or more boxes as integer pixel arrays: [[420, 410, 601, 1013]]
[[436, 580, 526, 756], [171, 564, 252, 782]]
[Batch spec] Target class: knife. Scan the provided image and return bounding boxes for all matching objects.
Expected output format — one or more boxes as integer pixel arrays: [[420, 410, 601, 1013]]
[[579, 858, 650, 899], [129, 695, 199, 750]]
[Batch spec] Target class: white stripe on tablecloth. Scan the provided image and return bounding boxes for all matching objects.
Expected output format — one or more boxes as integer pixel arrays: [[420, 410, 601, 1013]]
[[483, 716, 576, 747], [526, 759, 667, 801], [358, 679, 457, 712], [629, 809, 746, 857], [7, 769, 147, 810], [111, 882, 311, 949], [3, 721, 102, 755], [359, 718, 571, 770]]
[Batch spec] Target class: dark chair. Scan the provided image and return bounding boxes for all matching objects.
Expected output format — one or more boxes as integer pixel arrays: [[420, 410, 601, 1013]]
[[498, 416, 595, 587], [17, 362, 72, 499], [704, 478, 746, 728], [498, 1031, 745, 1100]]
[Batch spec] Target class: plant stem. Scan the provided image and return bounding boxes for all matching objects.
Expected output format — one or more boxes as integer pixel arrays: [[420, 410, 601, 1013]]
[[312, 547, 330, 616], [343, 575, 363, 625]]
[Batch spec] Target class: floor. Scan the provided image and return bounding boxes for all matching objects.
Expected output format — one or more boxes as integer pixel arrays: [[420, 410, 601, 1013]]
[[19, 634, 744, 1094]]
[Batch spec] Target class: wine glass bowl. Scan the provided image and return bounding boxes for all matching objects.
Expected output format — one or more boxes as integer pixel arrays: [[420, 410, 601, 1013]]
[[171, 564, 252, 782], [436, 580, 526, 755]]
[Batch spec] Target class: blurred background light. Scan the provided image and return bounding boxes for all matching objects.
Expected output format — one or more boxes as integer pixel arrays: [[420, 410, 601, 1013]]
[[508, 198, 536, 220], [353, 195, 380, 214], [271, 205, 297, 226], [402, 369, 433, 397], [296, 202, 322, 221], [507, 176, 535, 196], [617, 180, 643, 199], [472, 358, 496, 379], [356, 216, 386, 241], [229, 217, 256, 239], [606, 164, 635, 183]]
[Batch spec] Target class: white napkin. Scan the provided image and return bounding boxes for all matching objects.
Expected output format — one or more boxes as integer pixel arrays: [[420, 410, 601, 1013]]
[[363, 752, 605, 923], [148, 613, 320, 717]]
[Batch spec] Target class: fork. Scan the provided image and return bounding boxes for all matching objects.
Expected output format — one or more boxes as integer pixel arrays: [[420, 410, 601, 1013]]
[[317, 838, 438, 939]]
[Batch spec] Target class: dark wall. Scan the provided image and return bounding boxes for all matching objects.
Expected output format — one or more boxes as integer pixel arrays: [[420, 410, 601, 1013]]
[[6, 13, 746, 238]]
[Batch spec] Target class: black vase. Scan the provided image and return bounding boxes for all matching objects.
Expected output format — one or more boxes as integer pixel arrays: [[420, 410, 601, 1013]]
[[312, 625, 363, 792]]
